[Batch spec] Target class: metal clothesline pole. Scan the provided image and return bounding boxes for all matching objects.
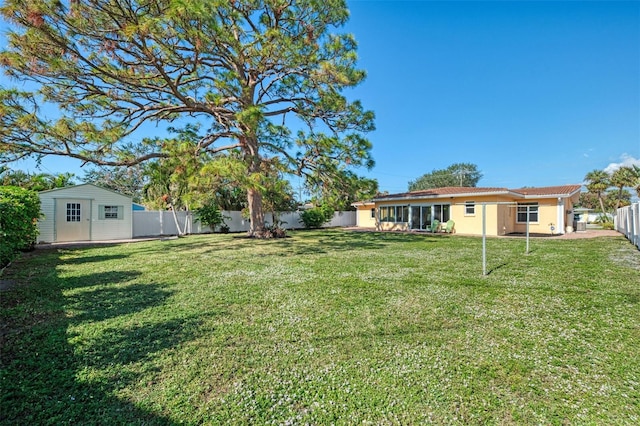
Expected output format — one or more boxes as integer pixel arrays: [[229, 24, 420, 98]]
[[482, 203, 487, 276], [453, 201, 551, 276]]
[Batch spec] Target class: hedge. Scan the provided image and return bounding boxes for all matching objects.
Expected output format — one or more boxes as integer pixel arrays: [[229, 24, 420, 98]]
[[0, 186, 41, 268]]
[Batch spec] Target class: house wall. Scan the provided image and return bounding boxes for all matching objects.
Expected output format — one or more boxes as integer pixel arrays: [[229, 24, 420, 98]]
[[449, 196, 511, 236], [38, 184, 132, 243], [450, 202, 483, 235], [378, 221, 410, 232], [374, 197, 504, 234], [355, 205, 377, 228], [358, 193, 580, 236], [497, 204, 513, 235], [369, 194, 578, 236], [511, 198, 559, 235]]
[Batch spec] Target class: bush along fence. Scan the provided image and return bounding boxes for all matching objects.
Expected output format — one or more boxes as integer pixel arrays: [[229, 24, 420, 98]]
[[0, 186, 41, 268], [615, 202, 639, 250], [132, 210, 356, 238]]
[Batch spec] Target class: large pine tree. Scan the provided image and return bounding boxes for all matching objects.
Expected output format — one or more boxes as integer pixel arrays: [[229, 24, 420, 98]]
[[0, 0, 375, 237]]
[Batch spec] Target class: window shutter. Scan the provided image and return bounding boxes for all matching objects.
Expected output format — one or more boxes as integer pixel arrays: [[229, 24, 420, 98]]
[[118, 205, 124, 220], [98, 205, 105, 220]]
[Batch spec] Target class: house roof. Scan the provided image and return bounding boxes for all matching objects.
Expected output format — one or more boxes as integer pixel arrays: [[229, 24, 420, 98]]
[[373, 185, 582, 202], [509, 185, 582, 198], [374, 186, 510, 201], [351, 201, 376, 207]]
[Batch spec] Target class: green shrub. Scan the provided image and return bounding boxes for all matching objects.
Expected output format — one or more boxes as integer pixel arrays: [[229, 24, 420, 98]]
[[0, 186, 41, 267], [194, 202, 227, 232], [299, 206, 334, 229]]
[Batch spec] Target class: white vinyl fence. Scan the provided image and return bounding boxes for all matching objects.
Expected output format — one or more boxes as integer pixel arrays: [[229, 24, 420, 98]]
[[615, 202, 639, 249], [132, 210, 356, 237]]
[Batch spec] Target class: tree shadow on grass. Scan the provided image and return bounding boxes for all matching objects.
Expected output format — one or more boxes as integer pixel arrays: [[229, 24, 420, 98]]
[[133, 229, 444, 257], [285, 231, 443, 256], [58, 270, 142, 291], [65, 280, 172, 323], [54, 253, 131, 265], [0, 250, 202, 425]]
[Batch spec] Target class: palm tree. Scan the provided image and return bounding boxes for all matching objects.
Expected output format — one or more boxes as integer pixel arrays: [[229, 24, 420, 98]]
[[633, 165, 640, 199], [49, 172, 76, 189], [0, 168, 75, 190], [584, 169, 610, 214], [610, 166, 637, 211]]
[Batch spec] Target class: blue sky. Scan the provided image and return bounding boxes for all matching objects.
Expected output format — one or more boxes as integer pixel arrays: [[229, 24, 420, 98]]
[[345, 0, 640, 193], [4, 0, 640, 195]]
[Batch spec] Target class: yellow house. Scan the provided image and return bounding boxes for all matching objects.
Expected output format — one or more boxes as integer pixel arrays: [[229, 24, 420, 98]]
[[352, 185, 582, 236]]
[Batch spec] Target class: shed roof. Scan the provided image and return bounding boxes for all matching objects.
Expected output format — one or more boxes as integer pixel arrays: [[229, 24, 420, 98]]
[[39, 183, 133, 200]]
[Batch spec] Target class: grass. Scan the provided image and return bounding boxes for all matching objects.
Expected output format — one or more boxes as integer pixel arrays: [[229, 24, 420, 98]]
[[1, 229, 639, 425]]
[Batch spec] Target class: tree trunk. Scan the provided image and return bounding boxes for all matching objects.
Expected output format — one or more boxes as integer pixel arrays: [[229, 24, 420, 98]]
[[614, 187, 623, 211], [170, 207, 183, 236], [243, 134, 266, 237], [598, 195, 607, 216], [247, 187, 265, 237]]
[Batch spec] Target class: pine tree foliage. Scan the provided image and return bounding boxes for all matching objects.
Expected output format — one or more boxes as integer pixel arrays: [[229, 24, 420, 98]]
[[0, 0, 375, 236]]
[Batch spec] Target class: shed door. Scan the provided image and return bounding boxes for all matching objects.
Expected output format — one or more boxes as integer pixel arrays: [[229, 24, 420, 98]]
[[56, 199, 90, 242]]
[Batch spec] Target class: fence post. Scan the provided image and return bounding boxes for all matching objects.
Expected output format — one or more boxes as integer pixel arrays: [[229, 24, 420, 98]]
[[631, 203, 640, 249], [617, 202, 640, 250]]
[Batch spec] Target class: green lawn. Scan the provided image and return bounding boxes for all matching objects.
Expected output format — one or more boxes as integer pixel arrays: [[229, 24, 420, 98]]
[[1, 230, 639, 424]]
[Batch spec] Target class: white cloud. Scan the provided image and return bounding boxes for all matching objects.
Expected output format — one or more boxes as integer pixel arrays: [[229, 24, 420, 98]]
[[604, 153, 640, 174], [583, 148, 594, 158]]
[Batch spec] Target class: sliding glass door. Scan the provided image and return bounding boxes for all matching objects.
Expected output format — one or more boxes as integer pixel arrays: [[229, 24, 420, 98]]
[[409, 204, 449, 230]]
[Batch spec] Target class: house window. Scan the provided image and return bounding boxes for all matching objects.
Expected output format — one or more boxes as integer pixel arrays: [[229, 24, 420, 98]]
[[99, 205, 123, 220], [66, 203, 81, 222], [433, 204, 450, 223], [465, 201, 475, 216], [517, 203, 539, 223], [380, 206, 394, 222], [380, 205, 408, 223], [396, 206, 408, 222], [371, 208, 375, 218]]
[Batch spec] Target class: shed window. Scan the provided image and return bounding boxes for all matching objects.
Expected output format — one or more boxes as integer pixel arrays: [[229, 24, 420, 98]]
[[99, 205, 124, 220], [66, 203, 81, 222]]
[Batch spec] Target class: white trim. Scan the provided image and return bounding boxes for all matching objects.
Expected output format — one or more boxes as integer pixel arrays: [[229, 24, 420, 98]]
[[557, 199, 565, 234]]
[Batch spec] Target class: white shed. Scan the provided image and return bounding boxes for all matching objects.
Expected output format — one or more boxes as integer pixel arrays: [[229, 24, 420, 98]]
[[38, 184, 133, 243]]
